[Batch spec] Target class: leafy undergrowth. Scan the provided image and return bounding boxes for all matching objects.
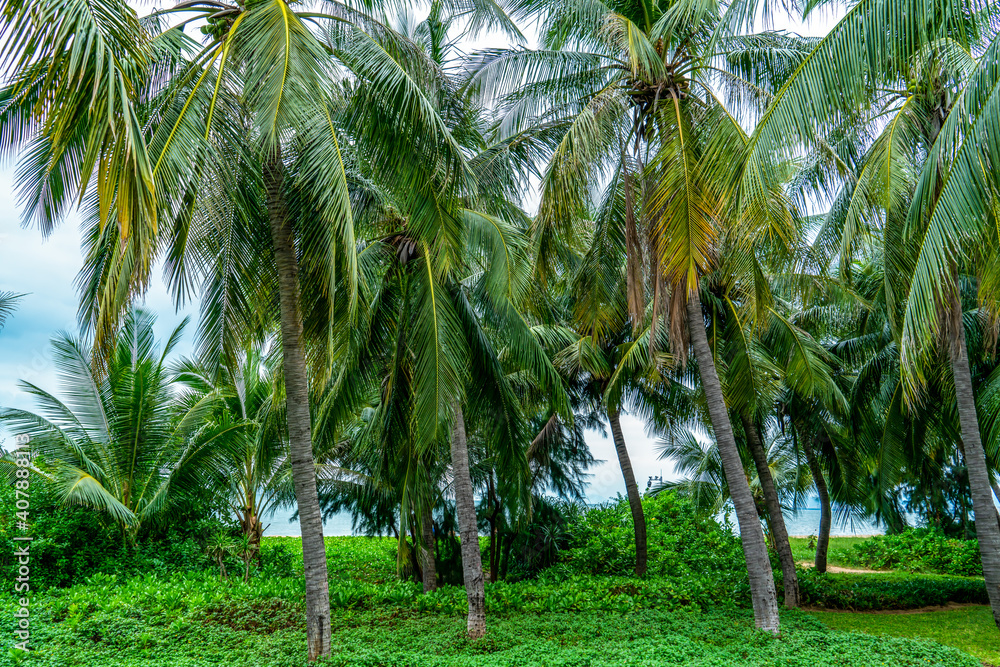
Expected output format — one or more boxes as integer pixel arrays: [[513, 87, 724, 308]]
[[809, 605, 1000, 666], [2, 529, 989, 666], [1, 607, 981, 667], [0, 538, 982, 667], [837, 530, 982, 577]]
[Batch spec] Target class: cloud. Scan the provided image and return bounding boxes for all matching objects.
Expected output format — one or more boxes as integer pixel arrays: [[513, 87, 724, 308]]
[[0, 170, 195, 422]]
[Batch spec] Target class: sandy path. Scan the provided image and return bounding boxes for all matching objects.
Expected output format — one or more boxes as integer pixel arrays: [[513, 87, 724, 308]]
[[797, 561, 890, 574]]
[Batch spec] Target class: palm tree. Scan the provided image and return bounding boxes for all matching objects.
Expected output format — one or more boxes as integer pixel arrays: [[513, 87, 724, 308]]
[[0, 0, 515, 654], [174, 342, 289, 555], [770, 14, 1000, 622], [469, 0, 824, 630], [897, 37, 1000, 628], [0, 292, 23, 332], [553, 302, 679, 577], [304, 4, 569, 632], [0, 309, 233, 534]]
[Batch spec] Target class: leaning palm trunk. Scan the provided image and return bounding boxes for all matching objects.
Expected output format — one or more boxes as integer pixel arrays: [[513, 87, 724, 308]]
[[949, 292, 1000, 628], [264, 149, 331, 660], [741, 413, 798, 608], [450, 402, 486, 637], [420, 504, 437, 593], [607, 409, 647, 576], [799, 432, 831, 573], [686, 289, 780, 632]]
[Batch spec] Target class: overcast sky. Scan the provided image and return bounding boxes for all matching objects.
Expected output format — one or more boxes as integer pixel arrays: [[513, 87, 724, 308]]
[[0, 2, 841, 503]]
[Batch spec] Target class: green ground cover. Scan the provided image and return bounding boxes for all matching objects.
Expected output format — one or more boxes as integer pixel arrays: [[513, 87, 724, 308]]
[[1, 497, 992, 666], [0, 533, 990, 667], [809, 606, 999, 666], [2, 601, 982, 667]]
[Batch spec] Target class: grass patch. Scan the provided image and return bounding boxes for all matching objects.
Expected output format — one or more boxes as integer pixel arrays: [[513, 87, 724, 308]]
[[789, 537, 873, 568], [261, 536, 399, 583], [809, 605, 1000, 666]]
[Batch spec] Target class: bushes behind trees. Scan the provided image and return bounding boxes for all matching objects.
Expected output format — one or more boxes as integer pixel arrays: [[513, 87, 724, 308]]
[[838, 529, 981, 576], [0, 482, 227, 588], [798, 570, 988, 610]]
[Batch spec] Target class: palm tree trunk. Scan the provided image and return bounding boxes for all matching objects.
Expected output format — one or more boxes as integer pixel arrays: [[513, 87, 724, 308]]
[[949, 291, 1000, 628], [740, 413, 798, 608], [450, 402, 486, 637], [686, 288, 780, 632], [607, 409, 647, 576], [264, 148, 331, 660], [488, 477, 500, 583], [421, 504, 437, 593], [799, 431, 831, 574]]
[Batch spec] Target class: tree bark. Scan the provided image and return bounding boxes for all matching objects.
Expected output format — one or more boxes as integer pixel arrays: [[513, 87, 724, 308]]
[[950, 291, 1000, 628], [799, 431, 831, 574], [687, 288, 780, 633], [450, 402, 486, 637], [421, 504, 437, 593], [500, 531, 513, 580], [740, 413, 798, 608], [607, 409, 648, 576], [487, 477, 500, 583], [265, 148, 331, 660]]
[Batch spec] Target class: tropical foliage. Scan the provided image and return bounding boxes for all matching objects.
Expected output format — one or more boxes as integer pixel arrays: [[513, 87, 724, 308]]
[[2, 0, 1000, 659]]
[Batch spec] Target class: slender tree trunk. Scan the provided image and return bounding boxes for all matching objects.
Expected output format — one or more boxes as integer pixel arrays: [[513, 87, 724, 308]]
[[421, 505, 437, 593], [607, 409, 648, 576], [450, 402, 486, 637], [741, 413, 798, 608], [799, 431, 831, 574], [949, 291, 1000, 628], [687, 289, 780, 633], [488, 478, 500, 583], [490, 532, 501, 583], [408, 527, 423, 582], [500, 532, 513, 580], [265, 148, 331, 660]]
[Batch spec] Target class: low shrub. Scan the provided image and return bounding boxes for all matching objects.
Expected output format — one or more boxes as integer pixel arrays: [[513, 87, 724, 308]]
[[798, 570, 988, 610], [0, 483, 223, 588], [838, 529, 981, 576], [560, 491, 747, 580]]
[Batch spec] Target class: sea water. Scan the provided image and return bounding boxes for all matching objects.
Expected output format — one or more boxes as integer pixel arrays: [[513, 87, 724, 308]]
[[262, 502, 918, 538]]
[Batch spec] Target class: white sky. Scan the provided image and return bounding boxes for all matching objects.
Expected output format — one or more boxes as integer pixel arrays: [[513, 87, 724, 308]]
[[0, 1, 842, 502]]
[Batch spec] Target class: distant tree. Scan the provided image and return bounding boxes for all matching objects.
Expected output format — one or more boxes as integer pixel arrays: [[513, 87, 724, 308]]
[[0, 309, 233, 536]]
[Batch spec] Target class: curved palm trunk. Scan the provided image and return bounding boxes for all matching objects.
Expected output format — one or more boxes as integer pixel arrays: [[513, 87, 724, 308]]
[[421, 504, 437, 593], [687, 289, 780, 632], [950, 293, 1000, 628], [450, 402, 486, 637], [607, 409, 648, 576], [265, 149, 331, 660], [740, 413, 798, 608], [799, 432, 831, 573]]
